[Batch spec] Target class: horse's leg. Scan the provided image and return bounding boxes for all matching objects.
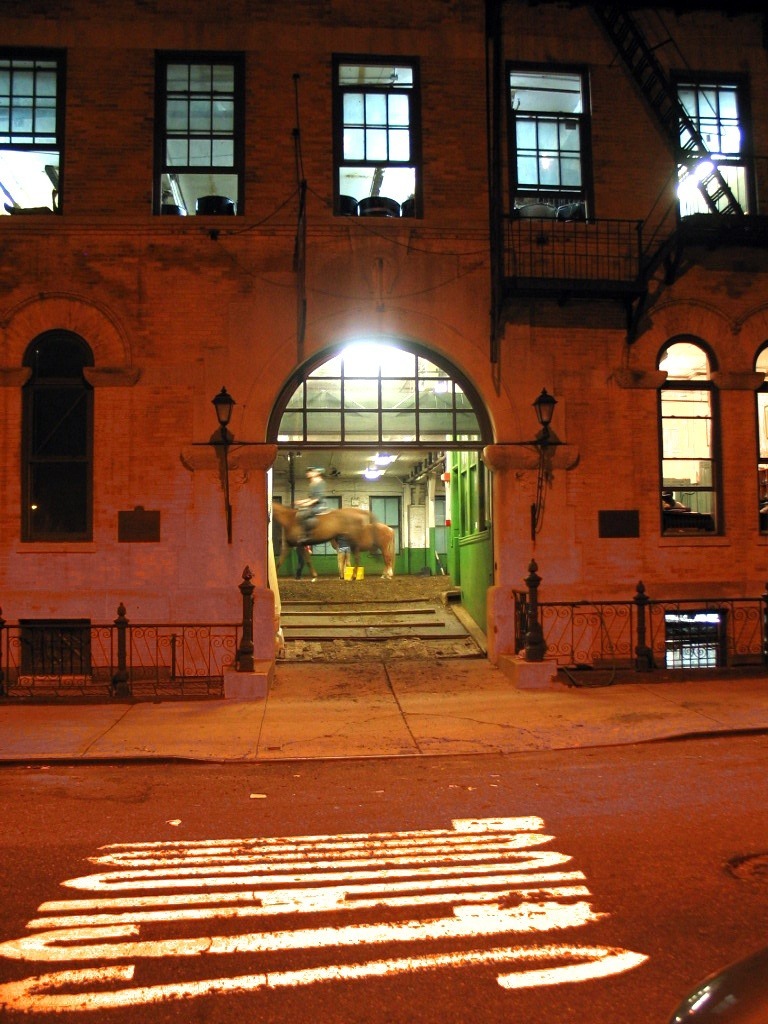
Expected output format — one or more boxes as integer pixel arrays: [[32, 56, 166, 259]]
[[307, 548, 318, 580], [383, 537, 394, 578], [349, 547, 360, 580], [276, 539, 289, 570]]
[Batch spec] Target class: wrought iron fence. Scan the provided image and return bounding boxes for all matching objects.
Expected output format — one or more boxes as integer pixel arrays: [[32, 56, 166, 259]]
[[0, 616, 239, 700], [513, 583, 768, 673], [0, 568, 258, 701], [504, 216, 644, 284]]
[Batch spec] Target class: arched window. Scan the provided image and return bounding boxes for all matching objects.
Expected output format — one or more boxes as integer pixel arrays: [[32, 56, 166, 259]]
[[22, 331, 94, 541], [755, 346, 768, 532], [658, 340, 718, 534]]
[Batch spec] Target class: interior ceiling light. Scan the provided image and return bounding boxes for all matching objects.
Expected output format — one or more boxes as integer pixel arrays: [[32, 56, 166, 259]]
[[364, 467, 384, 480], [374, 452, 397, 465]]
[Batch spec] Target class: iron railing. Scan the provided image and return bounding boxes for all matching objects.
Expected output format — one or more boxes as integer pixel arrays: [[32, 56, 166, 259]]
[[504, 215, 644, 285], [513, 582, 768, 673], [0, 615, 239, 699], [0, 568, 259, 701]]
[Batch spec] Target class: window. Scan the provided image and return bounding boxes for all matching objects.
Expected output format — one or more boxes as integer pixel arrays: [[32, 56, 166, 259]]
[[508, 67, 590, 215], [0, 49, 64, 215], [155, 53, 244, 216], [22, 331, 94, 542], [274, 343, 486, 447], [664, 611, 725, 669], [658, 341, 718, 534], [370, 495, 401, 553], [755, 347, 768, 531], [434, 495, 447, 556], [333, 56, 420, 218], [20, 619, 91, 675], [676, 75, 752, 216]]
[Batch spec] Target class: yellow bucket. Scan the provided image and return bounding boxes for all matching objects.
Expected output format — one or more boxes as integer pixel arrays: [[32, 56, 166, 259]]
[[344, 566, 365, 580]]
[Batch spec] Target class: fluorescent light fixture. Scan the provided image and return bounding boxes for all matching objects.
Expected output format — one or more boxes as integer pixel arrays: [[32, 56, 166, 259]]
[[364, 467, 384, 480]]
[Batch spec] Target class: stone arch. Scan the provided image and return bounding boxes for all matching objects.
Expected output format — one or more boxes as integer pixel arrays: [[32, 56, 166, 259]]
[[0, 293, 138, 386], [267, 337, 494, 446]]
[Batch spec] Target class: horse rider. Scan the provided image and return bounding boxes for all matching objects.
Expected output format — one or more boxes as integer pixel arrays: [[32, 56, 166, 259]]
[[295, 467, 327, 540]]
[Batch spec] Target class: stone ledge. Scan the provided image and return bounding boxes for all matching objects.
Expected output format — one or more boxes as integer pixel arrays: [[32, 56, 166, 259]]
[[223, 662, 274, 701], [497, 654, 564, 690]]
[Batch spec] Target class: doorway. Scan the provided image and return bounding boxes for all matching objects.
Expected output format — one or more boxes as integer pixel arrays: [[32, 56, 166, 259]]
[[267, 341, 494, 655]]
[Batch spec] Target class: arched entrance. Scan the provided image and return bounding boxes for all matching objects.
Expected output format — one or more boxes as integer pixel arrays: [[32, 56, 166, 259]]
[[267, 340, 494, 656]]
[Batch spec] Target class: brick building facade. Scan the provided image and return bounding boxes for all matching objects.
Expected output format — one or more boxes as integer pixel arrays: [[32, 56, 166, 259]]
[[2, 0, 768, 676]]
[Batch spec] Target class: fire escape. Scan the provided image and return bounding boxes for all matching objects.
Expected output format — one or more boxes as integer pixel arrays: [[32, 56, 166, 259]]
[[490, 2, 768, 356]]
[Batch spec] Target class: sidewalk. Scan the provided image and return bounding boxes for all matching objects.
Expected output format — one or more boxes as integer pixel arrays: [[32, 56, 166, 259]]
[[2, 659, 768, 764]]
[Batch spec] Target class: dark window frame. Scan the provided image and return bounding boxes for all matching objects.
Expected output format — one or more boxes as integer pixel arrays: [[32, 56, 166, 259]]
[[22, 330, 94, 543], [673, 70, 755, 216], [332, 53, 422, 218], [153, 51, 245, 216], [370, 494, 401, 554], [755, 342, 768, 533], [657, 340, 721, 536], [505, 62, 594, 214], [0, 47, 65, 215]]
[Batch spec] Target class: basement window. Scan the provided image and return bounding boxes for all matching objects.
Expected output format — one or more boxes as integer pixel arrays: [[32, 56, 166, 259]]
[[664, 611, 725, 669], [19, 619, 92, 676]]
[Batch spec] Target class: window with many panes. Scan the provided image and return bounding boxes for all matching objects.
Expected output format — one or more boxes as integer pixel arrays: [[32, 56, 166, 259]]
[[273, 344, 485, 447], [658, 341, 718, 534], [507, 66, 591, 217], [370, 495, 401, 553], [755, 346, 768, 532], [0, 49, 64, 215], [333, 56, 420, 218], [22, 331, 94, 542], [155, 53, 244, 216], [675, 75, 752, 216]]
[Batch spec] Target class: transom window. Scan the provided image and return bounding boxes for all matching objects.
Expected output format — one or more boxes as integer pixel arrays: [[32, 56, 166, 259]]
[[508, 67, 590, 216], [0, 49, 63, 215], [334, 56, 420, 218], [22, 331, 94, 542], [676, 76, 751, 216], [155, 53, 243, 216], [658, 341, 718, 534], [272, 343, 487, 448]]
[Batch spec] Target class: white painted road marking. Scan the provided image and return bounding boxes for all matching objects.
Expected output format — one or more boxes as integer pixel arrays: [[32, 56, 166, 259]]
[[0, 816, 648, 1013]]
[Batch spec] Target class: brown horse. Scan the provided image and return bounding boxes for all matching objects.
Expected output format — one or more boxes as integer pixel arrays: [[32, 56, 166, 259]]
[[272, 502, 395, 578]]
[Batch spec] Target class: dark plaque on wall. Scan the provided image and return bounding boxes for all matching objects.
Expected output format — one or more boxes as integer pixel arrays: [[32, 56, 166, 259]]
[[118, 507, 161, 542], [598, 509, 640, 538]]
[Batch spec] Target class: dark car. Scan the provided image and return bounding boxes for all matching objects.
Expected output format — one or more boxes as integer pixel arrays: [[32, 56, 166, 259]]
[[668, 946, 768, 1022]]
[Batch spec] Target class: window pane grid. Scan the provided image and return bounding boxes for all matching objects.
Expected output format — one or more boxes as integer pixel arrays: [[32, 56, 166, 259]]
[[163, 60, 237, 172], [278, 347, 482, 446], [0, 56, 59, 146], [510, 69, 585, 205], [341, 89, 411, 165]]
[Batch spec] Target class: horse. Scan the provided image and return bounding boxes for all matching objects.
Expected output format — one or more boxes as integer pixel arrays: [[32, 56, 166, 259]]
[[271, 502, 395, 578]]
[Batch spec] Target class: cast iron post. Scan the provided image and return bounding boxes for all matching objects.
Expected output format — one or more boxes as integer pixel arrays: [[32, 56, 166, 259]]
[[524, 559, 546, 662], [111, 603, 131, 697], [634, 580, 654, 671], [237, 565, 255, 672]]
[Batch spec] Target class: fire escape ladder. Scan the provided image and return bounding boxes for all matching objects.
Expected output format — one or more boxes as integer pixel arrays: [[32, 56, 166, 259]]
[[592, 4, 744, 217]]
